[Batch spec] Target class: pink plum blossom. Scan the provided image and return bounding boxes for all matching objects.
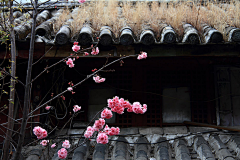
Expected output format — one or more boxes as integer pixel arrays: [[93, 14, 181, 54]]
[[107, 96, 124, 114], [40, 140, 49, 146], [108, 127, 120, 136], [127, 105, 133, 112], [93, 76, 105, 83], [58, 148, 68, 159], [45, 106, 51, 110], [107, 96, 119, 109], [66, 58, 75, 68], [119, 98, 131, 109], [107, 96, 147, 114], [143, 104, 147, 113], [73, 105, 81, 112], [91, 47, 99, 55], [51, 143, 56, 148], [132, 102, 147, 114], [78, 0, 86, 3], [84, 52, 89, 56], [69, 63, 75, 68], [72, 42, 80, 52], [97, 133, 108, 144], [101, 108, 113, 119], [67, 87, 73, 91], [33, 126, 47, 139], [111, 105, 124, 114], [62, 140, 71, 149], [137, 52, 147, 60], [66, 58, 73, 65], [93, 118, 105, 131], [84, 126, 95, 138], [103, 124, 110, 133]]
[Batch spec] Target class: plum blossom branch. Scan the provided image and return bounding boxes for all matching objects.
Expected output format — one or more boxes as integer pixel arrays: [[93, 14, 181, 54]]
[[30, 42, 99, 84], [28, 55, 137, 116], [69, 108, 105, 153]]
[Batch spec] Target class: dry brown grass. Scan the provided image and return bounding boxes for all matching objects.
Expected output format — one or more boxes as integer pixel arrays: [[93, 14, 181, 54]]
[[53, 9, 71, 33], [54, 0, 240, 39]]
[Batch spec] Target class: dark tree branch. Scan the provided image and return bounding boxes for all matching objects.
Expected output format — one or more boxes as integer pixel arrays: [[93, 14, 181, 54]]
[[12, 0, 38, 158], [2, 1, 17, 159]]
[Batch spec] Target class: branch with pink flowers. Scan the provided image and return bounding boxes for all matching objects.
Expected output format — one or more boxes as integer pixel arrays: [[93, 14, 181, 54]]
[[28, 50, 147, 116], [34, 95, 148, 159], [30, 41, 99, 84], [28, 41, 148, 159]]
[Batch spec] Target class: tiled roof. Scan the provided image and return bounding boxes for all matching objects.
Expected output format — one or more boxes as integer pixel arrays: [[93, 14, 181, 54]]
[[23, 127, 240, 160], [3, 2, 240, 46]]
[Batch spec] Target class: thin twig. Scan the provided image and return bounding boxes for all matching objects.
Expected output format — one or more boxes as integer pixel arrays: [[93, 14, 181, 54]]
[[0, 111, 21, 125], [28, 55, 137, 116], [0, 67, 25, 87], [30, 41, 99, 84], [32, 46, 53, 66], [0, 124, 20, 134], [70, 108, 105, 152], [0, 112, 49, 126]]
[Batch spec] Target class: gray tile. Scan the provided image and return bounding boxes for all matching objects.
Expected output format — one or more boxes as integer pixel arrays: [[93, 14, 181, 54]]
[[163, 127, 188, 134]]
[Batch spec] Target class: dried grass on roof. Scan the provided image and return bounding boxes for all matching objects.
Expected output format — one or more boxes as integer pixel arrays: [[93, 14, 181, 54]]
[[53, 0, 240, 39]]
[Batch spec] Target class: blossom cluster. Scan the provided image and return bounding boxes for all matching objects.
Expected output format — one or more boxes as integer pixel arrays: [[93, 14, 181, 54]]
[[83, 108, 119, 144], [83, 97, 147, 144], [67, 82, 76, 94], [66, 58, 75, 68], [33, 126, 47, 139], [78, 0, 86, 3], [57, 140, 71, 159], [62, 140, 71, 149], [93, 75, 105, 83], [108, 96, 147, 114], [58, 148, 68, 159], [71, 42, 99, 56], [72, 42, 80, 52], [45, 106, 51, 110], [84, 117, 120, 144], [73, 105, 81, 112], [91, 47, 99, 55], [40, 140, 49, 146], [137, 51, 147, 60]]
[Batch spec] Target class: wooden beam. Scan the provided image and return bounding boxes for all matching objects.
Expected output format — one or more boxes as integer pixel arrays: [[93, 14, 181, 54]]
[[184, 121, 240, 132]]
